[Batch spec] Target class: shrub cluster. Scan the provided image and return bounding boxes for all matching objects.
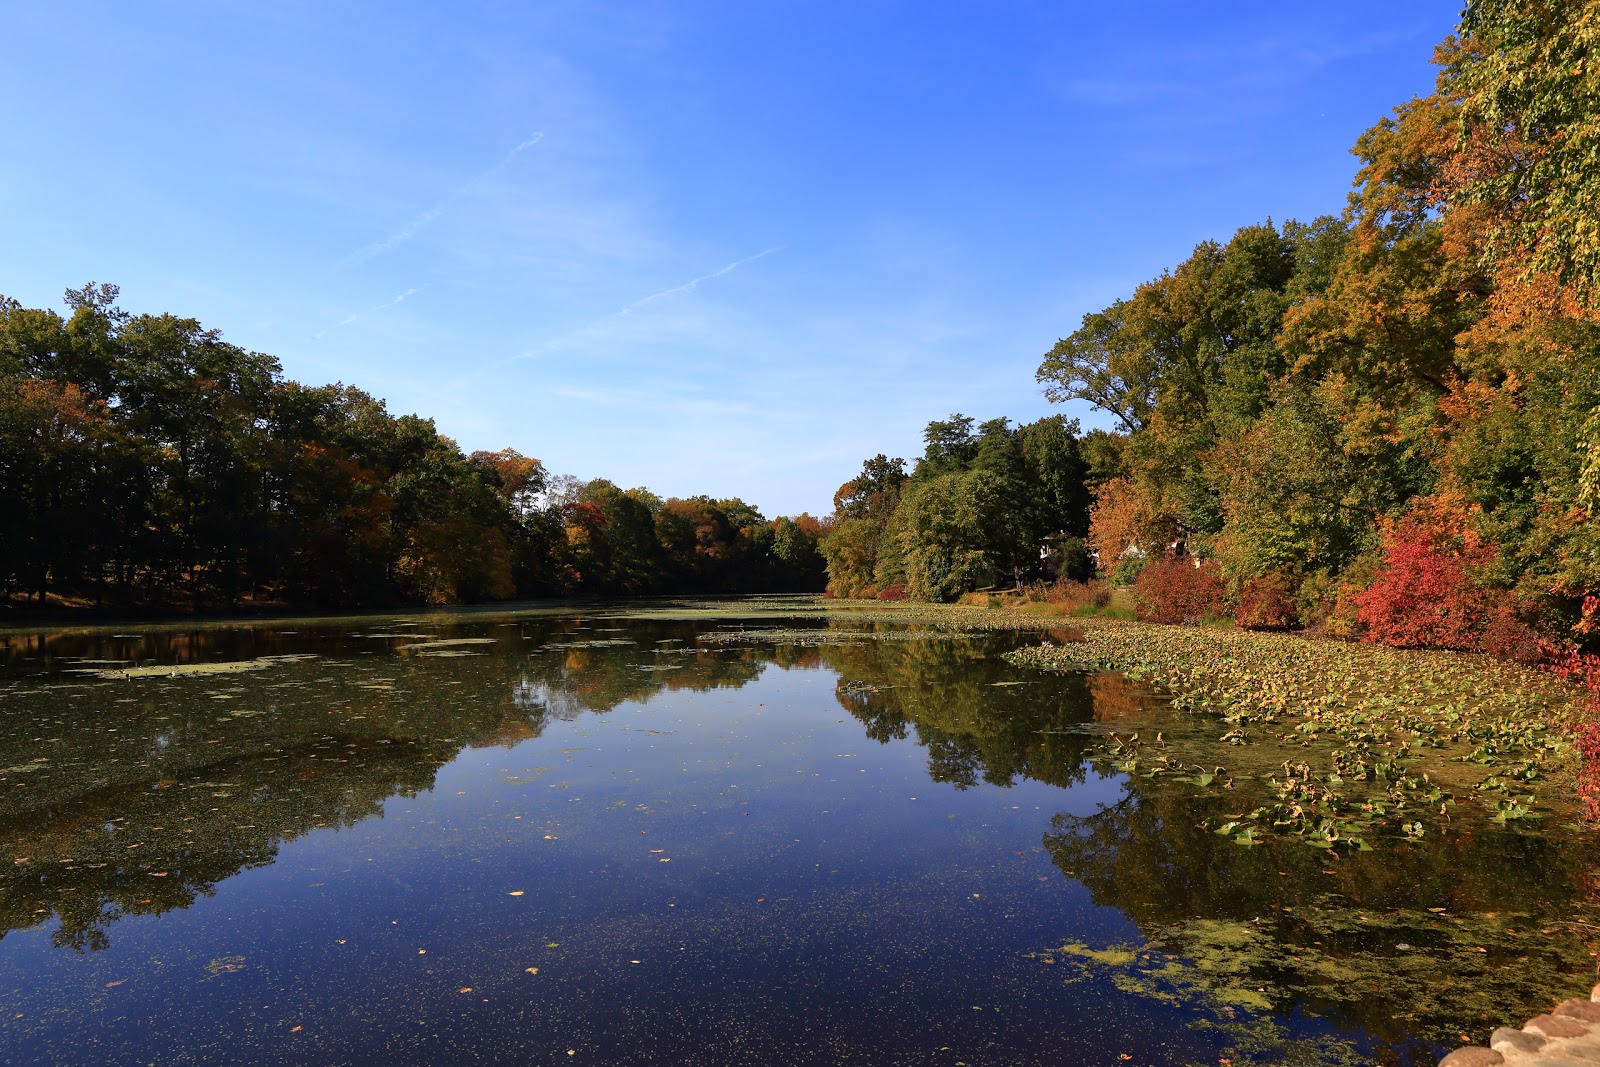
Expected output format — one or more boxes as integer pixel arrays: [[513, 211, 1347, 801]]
[[1131, 556, 1227, 625], [1233, 574, 1298, 631]]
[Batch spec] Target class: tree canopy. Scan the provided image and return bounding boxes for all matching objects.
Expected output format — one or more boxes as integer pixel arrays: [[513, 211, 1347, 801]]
[[0, 287, 826, 609]]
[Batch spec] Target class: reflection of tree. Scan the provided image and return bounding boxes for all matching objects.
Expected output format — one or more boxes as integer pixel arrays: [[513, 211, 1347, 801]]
[[818, 626, 1107, 790], [1042, 765, 1600, 1057], [0, 615, 782, 951]]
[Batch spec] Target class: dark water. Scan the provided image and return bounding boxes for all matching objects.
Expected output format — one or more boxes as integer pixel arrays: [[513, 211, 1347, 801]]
[[0, 604, 1594, 1066]]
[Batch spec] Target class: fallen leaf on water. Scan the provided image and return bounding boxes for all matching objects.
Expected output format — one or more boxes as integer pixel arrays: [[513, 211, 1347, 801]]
[[336, 939, 346, 944], [418, 949, 426, 955], [459, 987, 473, 993], [106, 980, 125, 988], [525, 968, 539, 975], [649, 849, 664, 854], [290, 1026, 302, 1033], [508, 891, 525, 897]]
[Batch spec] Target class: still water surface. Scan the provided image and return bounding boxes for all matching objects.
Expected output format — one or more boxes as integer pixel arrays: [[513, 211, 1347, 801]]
[[0, 604, 1594, 1065]]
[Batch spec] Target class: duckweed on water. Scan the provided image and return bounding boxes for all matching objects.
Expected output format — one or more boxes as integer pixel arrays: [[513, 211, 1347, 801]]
[[1005, 620, 1586, 848], [395, 638, 498, 651], [74, 654, 319, 680], [1038, 901, 1592, 1052]]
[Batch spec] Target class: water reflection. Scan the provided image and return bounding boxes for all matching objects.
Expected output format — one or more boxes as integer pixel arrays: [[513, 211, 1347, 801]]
[[0, 611, 1595, 1067], [0, 615, 773, 954]]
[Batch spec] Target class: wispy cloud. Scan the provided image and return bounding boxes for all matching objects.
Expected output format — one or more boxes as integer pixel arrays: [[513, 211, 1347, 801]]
[[471, 246, 785, 373], [311, 286, 424, 341], [622, 247, 783, 313], [343, 132, 545, 265]]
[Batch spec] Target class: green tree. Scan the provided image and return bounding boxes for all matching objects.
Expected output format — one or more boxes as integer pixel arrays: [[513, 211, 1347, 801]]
[[1454, 3, 1600, 300]]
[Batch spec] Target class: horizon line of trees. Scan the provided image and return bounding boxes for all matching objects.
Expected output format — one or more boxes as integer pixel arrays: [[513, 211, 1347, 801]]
[[0, 285, 825, 609]]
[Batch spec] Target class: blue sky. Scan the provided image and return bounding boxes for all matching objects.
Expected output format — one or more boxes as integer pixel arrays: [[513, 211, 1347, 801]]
[[1, 1, 1458, 517]]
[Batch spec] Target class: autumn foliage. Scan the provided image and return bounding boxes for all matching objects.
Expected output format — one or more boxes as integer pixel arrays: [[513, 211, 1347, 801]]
[[1545, 637, 1600, 823], [0, 287, 828, 608], [1234, 574, 1299, 631], [1131, 557, 1228, 625], [1046, 578, 1112, 613], [1352, 516, 1492, 651]]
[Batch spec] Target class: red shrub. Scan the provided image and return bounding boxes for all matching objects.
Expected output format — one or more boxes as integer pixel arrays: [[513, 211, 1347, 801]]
[[1580, 718, 1600, 824], [1353, 516, 1492, 650], [1482, 601, 1551, 665], [876, 581, 908, 601], [1234, 574, 1299, 631], [1132, 557, 1228, 624], [1048, 578, 1113, 612], [1547, 646, 1600, 823]]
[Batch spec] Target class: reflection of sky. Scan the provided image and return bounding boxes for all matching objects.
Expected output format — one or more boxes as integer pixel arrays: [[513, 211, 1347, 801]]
[[2, 614, 1588, 1065], [3, 644, 1196, 1066]]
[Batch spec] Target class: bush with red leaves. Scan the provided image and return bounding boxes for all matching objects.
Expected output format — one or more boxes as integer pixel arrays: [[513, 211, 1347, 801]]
[[1047, 578, 1113, 612], [1546, 643, 1600, 823], [1580, 718, 1600, 824], [876, 581, 908, 602], [1482, 601, 1551, 665], [1234, 574, 1299, 631], [1353, 516, 1492, 650], [1131, 556, 1228, 624]]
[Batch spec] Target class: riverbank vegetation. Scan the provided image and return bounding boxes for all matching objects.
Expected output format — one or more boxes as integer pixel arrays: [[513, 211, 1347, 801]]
[[827, 5, 1600, 666], [656, 595, 1591, 837], [0, 288, 825, 610]]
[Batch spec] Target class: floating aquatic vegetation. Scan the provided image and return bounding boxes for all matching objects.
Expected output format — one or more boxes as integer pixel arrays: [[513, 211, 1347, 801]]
[[699, 628, 870, 646], [536, 639, 636, 650], [201, 955, 247, 981], [1006, 620, 1584, 848], [1037, 901, 1593, 1052], [74, 654, 319, 680], [396, 638, 498, 651]]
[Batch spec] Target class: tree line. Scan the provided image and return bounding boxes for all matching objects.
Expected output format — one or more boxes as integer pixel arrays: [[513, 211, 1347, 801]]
[[824, 3, 1600, 655], [0, 285, 825, 609], [821, 414, 1110, 601]]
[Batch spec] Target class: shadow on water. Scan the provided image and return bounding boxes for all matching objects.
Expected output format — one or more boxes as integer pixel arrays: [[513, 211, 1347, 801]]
[[0, 609, 1595, 1065]]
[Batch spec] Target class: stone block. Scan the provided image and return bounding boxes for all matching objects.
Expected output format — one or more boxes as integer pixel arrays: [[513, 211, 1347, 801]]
[[1490, 1027, 1546, 1055], [1528, 1015, 1592, 1040], [1439, 1047, 1504, 1067], [1555, 999, 1600, 1023]]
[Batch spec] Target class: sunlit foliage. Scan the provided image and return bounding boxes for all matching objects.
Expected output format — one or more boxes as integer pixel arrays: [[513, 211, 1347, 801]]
[[0, 288, 826, 608]]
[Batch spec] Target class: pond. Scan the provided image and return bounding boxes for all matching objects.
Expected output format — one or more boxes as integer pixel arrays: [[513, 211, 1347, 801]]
[[0, 601, 1594, 1065]]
